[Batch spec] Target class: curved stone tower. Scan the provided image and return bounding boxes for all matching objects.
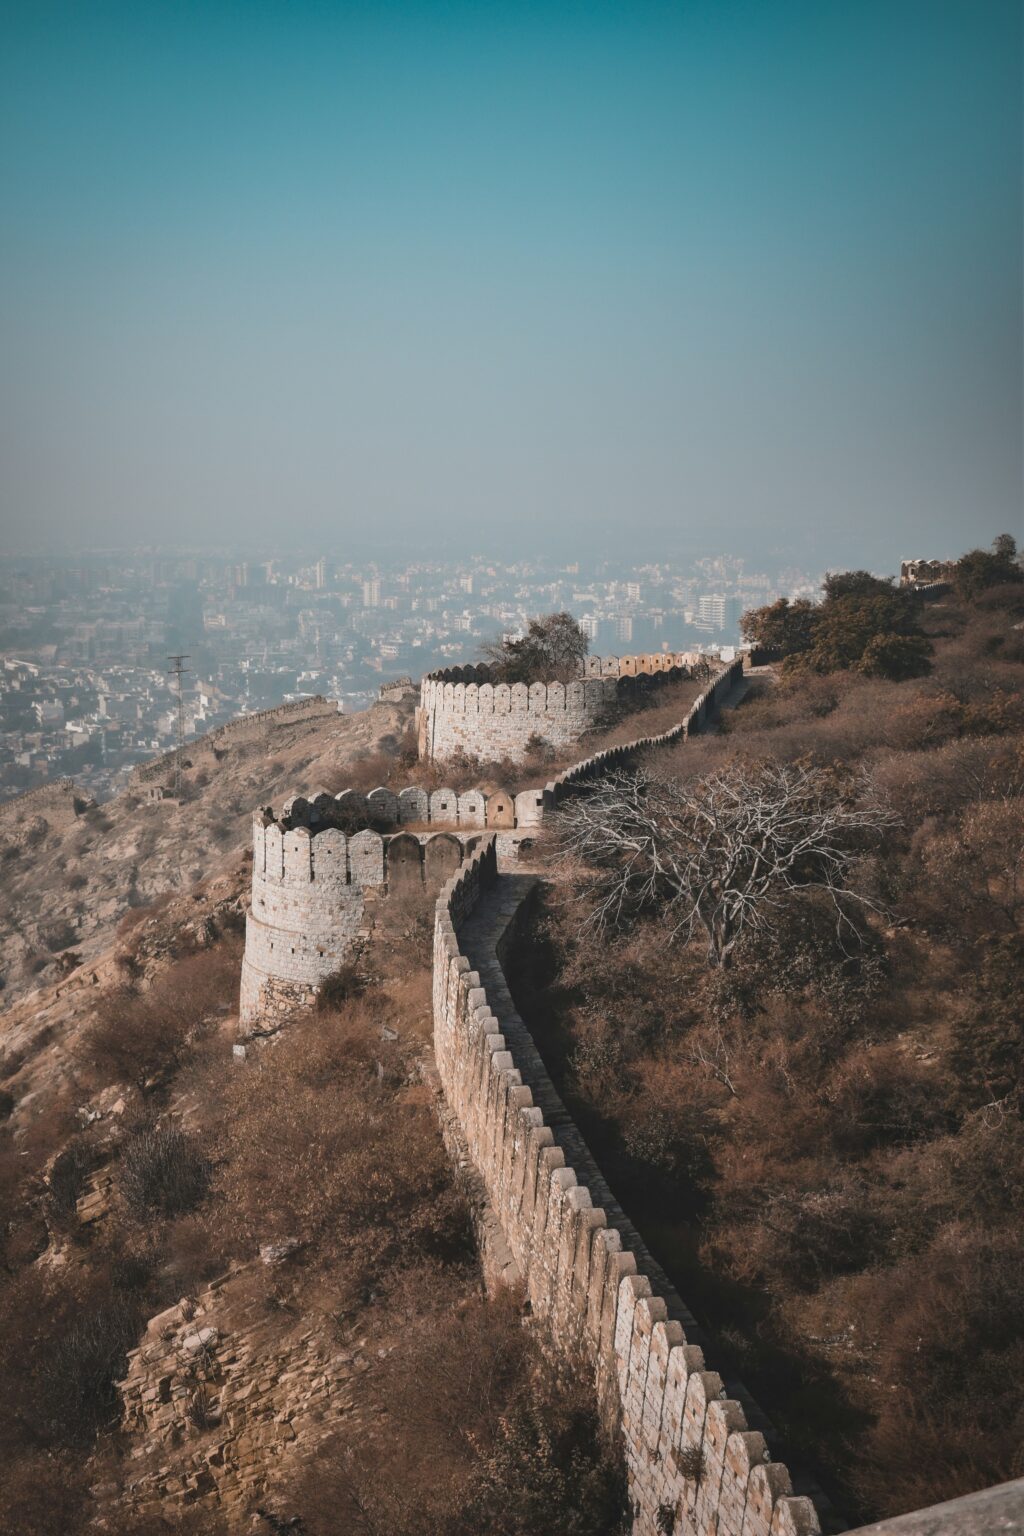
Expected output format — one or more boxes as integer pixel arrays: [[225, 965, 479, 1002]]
[[239, 812, 375, 1028], [417, 652, 693, 764]]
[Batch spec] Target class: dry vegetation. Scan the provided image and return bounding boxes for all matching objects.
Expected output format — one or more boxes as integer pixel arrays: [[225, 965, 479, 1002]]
[[0, 697, 413, 1004], [0, 844, 625, 1533], [509, 584, 1024, 1523]]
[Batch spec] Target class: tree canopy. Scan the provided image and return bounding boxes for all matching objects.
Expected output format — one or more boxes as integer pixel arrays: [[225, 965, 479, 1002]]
[[558, 763, 894, 968], [742, 571, 930, 680], [953, 536, 1023, 601], [480, 612, 589, 684]]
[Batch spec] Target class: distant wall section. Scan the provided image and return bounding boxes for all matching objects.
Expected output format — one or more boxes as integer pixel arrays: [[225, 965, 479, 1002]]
[[132, 696, 340, 788], [0, 777, 95, 831]]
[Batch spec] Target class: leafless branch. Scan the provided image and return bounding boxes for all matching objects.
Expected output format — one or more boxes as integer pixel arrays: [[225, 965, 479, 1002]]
[[556, 762, 898, 968]]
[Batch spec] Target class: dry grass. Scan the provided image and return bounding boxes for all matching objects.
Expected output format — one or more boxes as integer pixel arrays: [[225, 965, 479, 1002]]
[[508, 595, 1024, 1522]]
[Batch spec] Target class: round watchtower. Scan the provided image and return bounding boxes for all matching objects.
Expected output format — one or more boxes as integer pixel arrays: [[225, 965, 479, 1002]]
[[416, 653, 691, 764], [239, 812, 380, 1028]]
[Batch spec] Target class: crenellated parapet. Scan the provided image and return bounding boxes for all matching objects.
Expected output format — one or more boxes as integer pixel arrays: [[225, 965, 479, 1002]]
[[277, 782, 542, 833], [0, 776, 94, 829], [131, 695, 341, 788], [240, 795, 481, 1028], [418, 654, 694, 763], [240, 662, 742, 1029], [432, 811, 824, 1536]]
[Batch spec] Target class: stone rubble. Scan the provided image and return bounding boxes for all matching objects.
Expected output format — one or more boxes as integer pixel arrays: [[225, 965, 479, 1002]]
[[116, 1266, 374, 1519]]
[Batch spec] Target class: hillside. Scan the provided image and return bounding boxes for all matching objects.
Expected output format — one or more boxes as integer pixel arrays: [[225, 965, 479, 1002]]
[[2, 671, 716, 1535], [507, 578, 1024, 1522], [0, 685, 630, 1535], [0, 697, 414, 1008]]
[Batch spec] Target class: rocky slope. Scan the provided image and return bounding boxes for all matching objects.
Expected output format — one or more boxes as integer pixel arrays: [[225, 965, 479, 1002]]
[[0, 697, 414, 1009]]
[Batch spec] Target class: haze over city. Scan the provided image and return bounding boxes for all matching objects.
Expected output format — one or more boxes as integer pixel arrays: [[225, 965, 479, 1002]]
[[2, 0, 1020, 566]]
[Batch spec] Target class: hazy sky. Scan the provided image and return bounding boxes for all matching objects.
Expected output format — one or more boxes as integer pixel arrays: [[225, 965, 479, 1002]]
[[1, 0, 1020, 568]]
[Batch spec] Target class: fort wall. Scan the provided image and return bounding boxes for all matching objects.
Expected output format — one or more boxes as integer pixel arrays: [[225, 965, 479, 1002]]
[[428, 661, 811, 1536], [0, 776, 94, 831], [899, 558, 955, 587], [433, 836, 820, 1536], [239, 662, 742, 1026], [417, 654, 694, 763], [239, 805, 473, 1026], [131, 695, 340, 788]]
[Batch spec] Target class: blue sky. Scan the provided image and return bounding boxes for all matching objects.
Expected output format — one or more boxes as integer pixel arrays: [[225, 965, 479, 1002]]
[[0, 0, 1020, 566]]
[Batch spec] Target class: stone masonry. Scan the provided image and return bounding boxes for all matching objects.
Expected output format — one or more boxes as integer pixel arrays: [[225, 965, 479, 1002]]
[[239, 662, 741, 1026], [427, 663, 833, 1536], [117, 1267, 379, 1518], [433, 836, 822, 1536], [417, 652, 695, 763]]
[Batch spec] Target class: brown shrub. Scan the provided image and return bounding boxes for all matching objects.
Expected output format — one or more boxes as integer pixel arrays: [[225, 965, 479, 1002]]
[[280, 1290, 628, 1536], [848, 1226, 1024, 1512], [1, 1265, 143, 1451], [46, 1136, 96, 1228], [0, 1451, 89, 1536], [78, 943, 240, 1094], [206, 996, 472, 1289], [120, 1122, 211, 1219]]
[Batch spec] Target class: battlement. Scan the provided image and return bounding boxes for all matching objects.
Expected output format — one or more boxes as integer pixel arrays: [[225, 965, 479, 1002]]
[[433, 824, 822, 1536], [269, 782, 541, 834], [250, 810, 473, 894], [899, 557, 955, 587], [378, 676, 417, 701], [418, 655, 694, 764], [0, 776, 95, 830], [240, 792, 478, 1027], [131, 695, 340, 787], [424, 653, 693, 686]]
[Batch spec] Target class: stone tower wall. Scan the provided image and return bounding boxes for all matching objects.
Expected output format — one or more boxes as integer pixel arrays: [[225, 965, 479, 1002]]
[[239, 816, 368, 1027], [418, 654, 694, 764], [239, 661, 742, 1029]]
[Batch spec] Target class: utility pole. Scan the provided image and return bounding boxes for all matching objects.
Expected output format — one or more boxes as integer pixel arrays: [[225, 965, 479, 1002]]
[[167, 654, 190, 799]]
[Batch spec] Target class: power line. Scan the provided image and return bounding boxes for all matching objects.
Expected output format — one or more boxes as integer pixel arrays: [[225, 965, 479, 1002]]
[[167, 654, 190, 798]]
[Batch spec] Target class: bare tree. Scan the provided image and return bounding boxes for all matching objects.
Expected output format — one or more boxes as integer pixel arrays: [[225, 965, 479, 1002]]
[[557, 763, 897, 967]]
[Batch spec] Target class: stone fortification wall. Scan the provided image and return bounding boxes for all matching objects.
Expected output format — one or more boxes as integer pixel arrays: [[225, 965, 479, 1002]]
[[427, 659, 818, 1536], [899, 558, 955, 587], [240, 811, 369, 1027], [239, 799, 472, 1026], [0, 776, 94, 829], [536, 662, 742, 814], [433, 838, 820, 1536], [418, 654, 693, 764], [239, 663, 742, 1027], [131, 696, 340, 788], [300, 781, 543, 832], [427, 652, 694, 685]]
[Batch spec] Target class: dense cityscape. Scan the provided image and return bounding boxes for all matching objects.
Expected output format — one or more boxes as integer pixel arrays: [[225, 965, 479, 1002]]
[[0, 549, 824, 802]]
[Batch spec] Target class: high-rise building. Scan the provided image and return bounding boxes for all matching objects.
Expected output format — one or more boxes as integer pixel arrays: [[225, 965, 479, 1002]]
[[315, 558, 328, 589], [626, 582, 641, 602], [695, 594, 742, 633], [362, 578, 381, 608]]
